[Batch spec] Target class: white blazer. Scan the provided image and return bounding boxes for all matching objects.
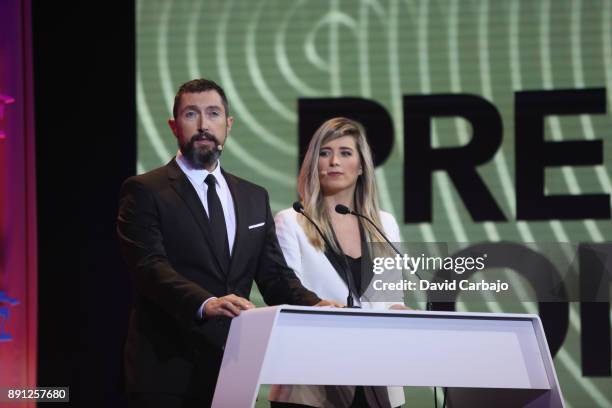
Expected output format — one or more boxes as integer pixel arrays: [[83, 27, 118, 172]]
[[268, 208, 405, 408]]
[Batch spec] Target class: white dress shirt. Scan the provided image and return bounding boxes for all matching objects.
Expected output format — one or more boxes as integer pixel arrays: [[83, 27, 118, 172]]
[[175, 151, 236, 253], [175, 151, 236, 318]]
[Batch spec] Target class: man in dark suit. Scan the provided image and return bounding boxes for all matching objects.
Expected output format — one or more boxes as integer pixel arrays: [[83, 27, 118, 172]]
[[117, 79, 339, 407]]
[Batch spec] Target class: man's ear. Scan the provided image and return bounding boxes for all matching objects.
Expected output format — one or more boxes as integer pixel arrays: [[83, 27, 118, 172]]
[[168, 118, 177, 138], [226, 116, 234, 134]]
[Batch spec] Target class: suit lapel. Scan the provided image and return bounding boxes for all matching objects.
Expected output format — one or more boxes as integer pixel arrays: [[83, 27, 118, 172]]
[[358, 222, 373, 297], [223, 170, 244, 280], [324, 222, 368, 298], [324, 249, 358, 299], [167, 159, 225, 274]]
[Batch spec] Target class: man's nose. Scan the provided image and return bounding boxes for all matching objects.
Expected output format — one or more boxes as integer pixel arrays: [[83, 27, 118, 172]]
[[197, 116, 209, 133]]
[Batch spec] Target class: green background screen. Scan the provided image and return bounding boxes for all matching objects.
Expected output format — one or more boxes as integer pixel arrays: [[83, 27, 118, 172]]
[[137, 1, 612, 406]]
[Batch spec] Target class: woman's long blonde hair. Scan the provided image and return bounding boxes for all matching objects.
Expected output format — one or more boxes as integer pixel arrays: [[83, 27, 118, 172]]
[[297, 117, 385, 252]]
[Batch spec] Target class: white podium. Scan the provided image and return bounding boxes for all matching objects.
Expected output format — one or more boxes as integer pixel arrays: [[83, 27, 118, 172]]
[[212, 305, 564, 407]]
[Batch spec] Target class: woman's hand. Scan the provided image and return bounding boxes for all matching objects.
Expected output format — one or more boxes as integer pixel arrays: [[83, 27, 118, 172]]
[[389, 303, 412, 310]]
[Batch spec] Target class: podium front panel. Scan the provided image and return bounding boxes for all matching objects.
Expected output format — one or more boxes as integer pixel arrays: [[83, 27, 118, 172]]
[[213, 306, 564, 408], [260, 309, 550, 389]]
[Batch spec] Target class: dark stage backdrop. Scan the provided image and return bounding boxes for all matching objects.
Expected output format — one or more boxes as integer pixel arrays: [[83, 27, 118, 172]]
[[33, 1, 135, 406], [136, 1, 612, 407]]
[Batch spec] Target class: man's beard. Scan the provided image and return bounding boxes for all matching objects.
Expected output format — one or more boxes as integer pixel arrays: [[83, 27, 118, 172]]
[[180, 131, 223, 169]]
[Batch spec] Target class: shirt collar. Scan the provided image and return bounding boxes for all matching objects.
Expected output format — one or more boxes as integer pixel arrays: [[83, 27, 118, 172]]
[[175, 150, 223, 187]]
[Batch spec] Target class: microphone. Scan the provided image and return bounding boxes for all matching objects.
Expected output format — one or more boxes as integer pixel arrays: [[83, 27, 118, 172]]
[[334, 204, 350, 214], [293, 202, 357, 308], [292, 201, 304, 213], [335, 204, 432, 311]]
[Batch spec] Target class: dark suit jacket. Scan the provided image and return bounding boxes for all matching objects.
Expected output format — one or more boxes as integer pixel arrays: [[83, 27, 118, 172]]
[[117, 159, 320, 402]]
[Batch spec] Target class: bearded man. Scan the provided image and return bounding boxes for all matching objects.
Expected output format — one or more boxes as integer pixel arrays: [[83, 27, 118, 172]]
[[117, 79, 339, 407]]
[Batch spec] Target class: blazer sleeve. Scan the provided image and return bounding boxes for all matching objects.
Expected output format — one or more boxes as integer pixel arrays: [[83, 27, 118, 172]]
[[273, 210, 304, 280], [117, 177, 212, 329], [253, 192, 321, 307]]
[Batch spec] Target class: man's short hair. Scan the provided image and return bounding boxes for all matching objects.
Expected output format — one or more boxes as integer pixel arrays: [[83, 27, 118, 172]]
[[173, 78, 229, 118]]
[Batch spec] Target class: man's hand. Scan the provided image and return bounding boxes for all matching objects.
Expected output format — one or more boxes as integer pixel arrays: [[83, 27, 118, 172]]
[[313, 299, 345, 308], [204, 294, 255, 318]]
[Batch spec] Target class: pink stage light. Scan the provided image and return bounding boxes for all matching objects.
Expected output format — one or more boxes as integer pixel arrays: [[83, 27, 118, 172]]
[[0, 94, 15, 139]]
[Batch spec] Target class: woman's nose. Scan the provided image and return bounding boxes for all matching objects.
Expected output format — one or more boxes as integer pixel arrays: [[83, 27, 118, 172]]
[[330, 153, 340, 166]]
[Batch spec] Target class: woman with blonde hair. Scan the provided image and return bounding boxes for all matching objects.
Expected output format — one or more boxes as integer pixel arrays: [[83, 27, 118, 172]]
[[268, 117, 405, 408]]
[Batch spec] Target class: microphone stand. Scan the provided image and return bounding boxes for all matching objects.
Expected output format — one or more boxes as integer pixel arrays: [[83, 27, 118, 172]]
[[334, 204, 432, 311]]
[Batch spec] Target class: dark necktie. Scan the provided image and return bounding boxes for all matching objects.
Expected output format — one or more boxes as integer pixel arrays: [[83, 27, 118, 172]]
[[205, 174, 230, 272]]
